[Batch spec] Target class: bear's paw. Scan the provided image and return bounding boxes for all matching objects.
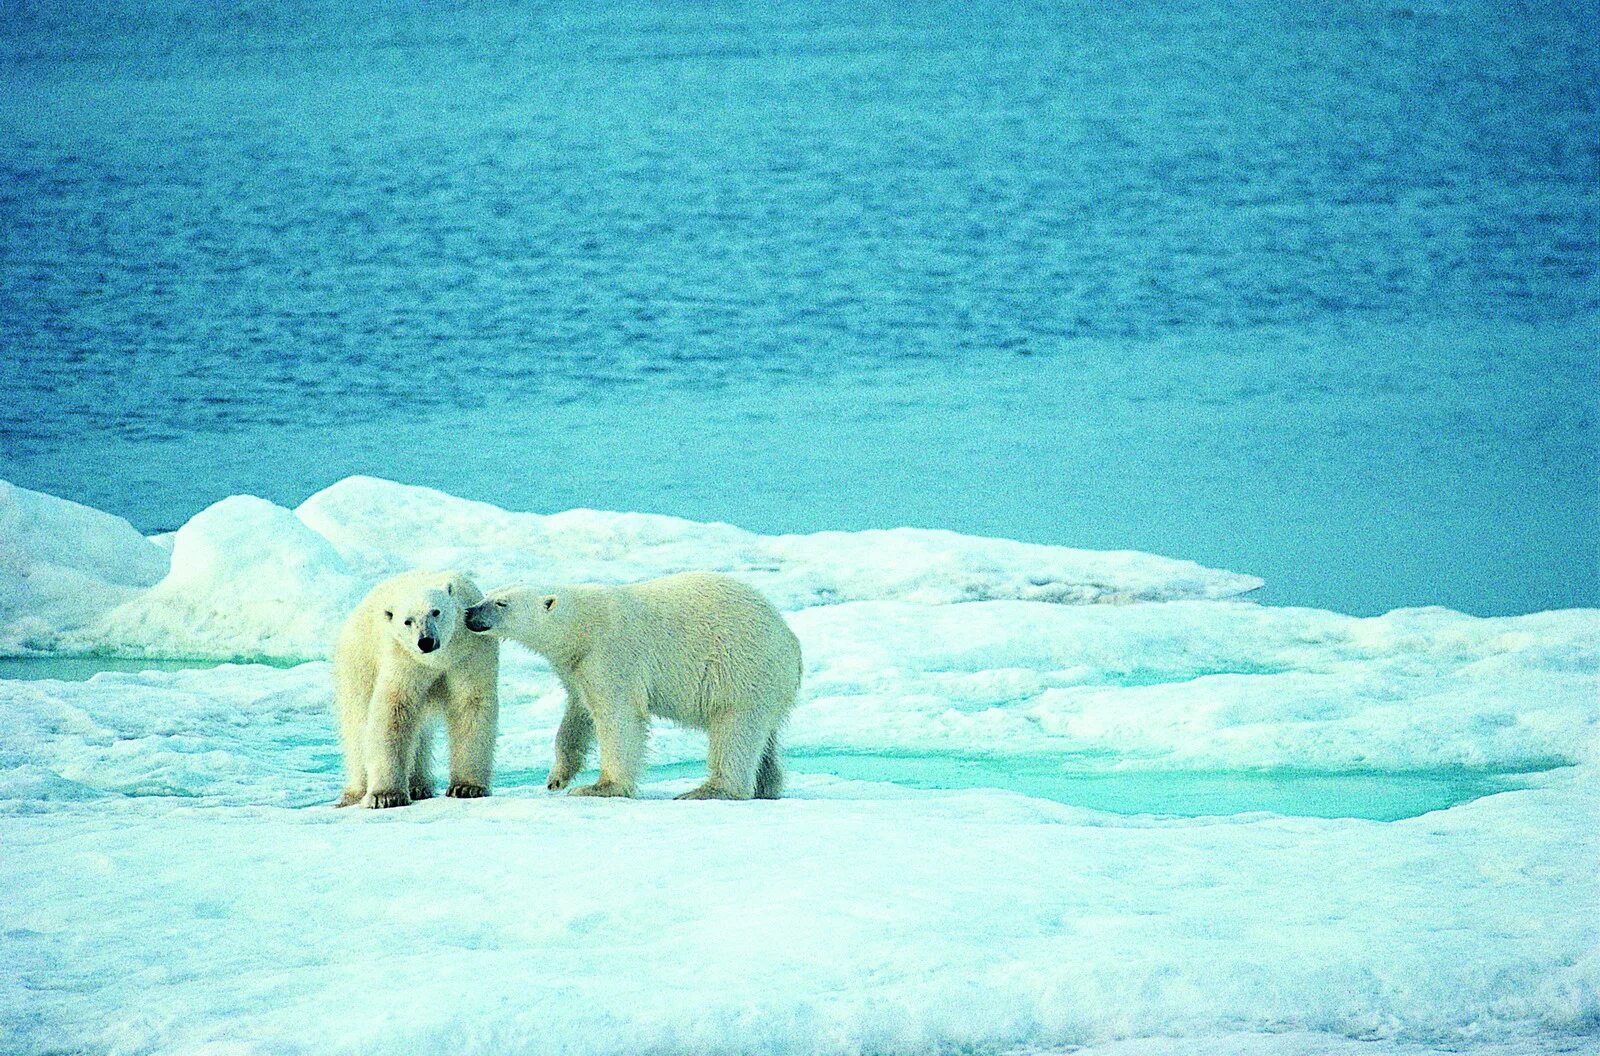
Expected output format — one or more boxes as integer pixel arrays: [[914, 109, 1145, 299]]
[[570, 781, 633, 798], [674, 784, 743, 801]]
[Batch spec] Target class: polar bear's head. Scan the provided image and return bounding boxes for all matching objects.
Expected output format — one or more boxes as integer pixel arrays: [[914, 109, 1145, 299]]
[[378, 573, 469, 664], [464, 585, 566, 653]]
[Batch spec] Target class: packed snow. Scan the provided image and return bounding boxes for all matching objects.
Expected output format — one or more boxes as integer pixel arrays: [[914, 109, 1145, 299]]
[[2, 479, 1596, 1055]]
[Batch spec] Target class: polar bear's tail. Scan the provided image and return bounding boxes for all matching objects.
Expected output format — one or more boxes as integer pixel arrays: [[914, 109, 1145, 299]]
[[754, 732, 784, 800]]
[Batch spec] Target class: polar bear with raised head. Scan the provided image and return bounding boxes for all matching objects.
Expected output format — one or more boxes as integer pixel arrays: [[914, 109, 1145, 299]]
[[333, 570, 499, 808], [465, 571, 800, 800]]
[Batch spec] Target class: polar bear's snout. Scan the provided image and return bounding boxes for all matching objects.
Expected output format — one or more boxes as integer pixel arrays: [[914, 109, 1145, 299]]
[[463, 602, 496, 633], [395, 588, 460, 658]]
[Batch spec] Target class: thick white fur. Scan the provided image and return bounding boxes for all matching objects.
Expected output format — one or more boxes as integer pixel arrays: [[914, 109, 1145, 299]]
[[468, 572, 801, 800], [332, 570, 499, 808]]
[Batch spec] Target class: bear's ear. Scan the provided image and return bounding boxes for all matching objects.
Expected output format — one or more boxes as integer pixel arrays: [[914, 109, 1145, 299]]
[[384, 610, 393, 621], [543, 596, 557, 611]]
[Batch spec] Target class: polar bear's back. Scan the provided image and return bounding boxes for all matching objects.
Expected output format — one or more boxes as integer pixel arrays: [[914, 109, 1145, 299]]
[[623, 572, 799, 665], [613, 572, 800, 722]]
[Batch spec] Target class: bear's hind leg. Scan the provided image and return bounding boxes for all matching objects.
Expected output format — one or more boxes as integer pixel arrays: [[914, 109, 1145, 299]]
[[754, 730, 784, 800], [678, 712, 765, 801]]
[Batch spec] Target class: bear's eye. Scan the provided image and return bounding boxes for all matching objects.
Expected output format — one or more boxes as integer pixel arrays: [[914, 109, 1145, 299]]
[[403, 618, 413, 627], [384, 610, 393, 621], [446, 583, 453, 595], [495, 600, 507, 608], [429, 609, 440, 618], [543, 597, 556, 611]]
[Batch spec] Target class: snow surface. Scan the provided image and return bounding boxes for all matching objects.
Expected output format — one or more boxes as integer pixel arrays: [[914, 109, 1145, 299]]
[[2, 480, 1597, 1055]]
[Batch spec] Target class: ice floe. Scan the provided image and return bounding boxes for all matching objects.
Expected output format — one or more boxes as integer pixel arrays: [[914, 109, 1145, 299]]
[[1, 478, 1595, 1056]]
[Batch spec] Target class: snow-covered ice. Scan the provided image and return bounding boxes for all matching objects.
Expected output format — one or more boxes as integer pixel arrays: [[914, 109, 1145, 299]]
[[2, 479, 1596, 1055], [0, 477, 1262, 659], [0, 481, 169, 644]]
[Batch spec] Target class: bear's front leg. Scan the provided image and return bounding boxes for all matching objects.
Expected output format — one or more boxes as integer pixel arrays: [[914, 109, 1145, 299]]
[[409, 721, 436, 801], [547, 693, 595, 791], [333, 669, 370, 807], [362, 681, 421, 809], [444, 689, 498, 799], [570, 680, 645, 798]]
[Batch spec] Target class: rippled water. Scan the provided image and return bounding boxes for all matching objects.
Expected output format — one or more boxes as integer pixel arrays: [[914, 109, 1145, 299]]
[[2, 1, 1595, 614]]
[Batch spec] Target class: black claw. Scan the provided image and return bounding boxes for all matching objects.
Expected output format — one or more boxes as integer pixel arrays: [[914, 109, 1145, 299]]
[[367, 790, 411, 809], [447, 783, 489, 799]]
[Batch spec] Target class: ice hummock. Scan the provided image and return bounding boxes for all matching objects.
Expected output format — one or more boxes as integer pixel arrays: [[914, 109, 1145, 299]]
[[0, 480, 169, 645], [0, 476, 1262, 659], [1, 478, 1596, 1056]]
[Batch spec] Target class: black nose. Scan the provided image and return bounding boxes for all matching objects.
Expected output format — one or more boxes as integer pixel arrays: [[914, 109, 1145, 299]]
[[465, 611, 491, 632], [417, 636, 438, 653]]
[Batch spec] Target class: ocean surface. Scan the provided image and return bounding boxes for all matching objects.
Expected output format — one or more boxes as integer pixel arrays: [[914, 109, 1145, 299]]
[[2, 0, 1596, 616]]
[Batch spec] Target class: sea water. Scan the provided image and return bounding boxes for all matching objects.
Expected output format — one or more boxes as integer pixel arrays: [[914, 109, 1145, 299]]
[[2, 0, 1595, 616]]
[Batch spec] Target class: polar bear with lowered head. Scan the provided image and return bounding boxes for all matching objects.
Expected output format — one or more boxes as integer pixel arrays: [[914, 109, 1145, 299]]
[[465, 571, 801, 800], [333, 570, 499, 808]]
